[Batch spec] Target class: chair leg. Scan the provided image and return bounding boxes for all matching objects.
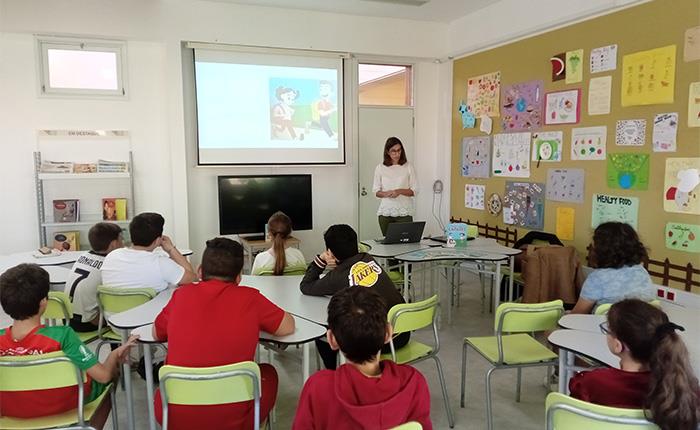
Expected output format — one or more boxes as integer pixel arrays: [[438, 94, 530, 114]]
[[460, 343, 468, 408], [485, 367, 496, 430], [110, 384, 119, 430], [516, 367, 522, 403], [432, 355, 455, 428]]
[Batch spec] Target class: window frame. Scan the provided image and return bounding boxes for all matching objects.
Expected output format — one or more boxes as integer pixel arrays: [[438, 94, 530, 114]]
[[36, 36, 128, 98], [358, 62, 414, 108]]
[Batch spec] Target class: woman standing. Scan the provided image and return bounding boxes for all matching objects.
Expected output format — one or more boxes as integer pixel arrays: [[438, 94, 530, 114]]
[[372, 137, 418, 236]]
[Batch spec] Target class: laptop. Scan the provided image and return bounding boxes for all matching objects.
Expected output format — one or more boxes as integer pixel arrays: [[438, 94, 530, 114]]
[[377, 221, 426, 244]]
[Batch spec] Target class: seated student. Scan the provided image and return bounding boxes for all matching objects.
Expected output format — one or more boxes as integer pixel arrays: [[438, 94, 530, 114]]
[[101, 212, 197, 292], [251, 211, 306, 275], [300, 224, 408, 369], [293, 286, 432, 430], [570, 299, 699, 430], [0, 264, 136, 428], [571, 222, 654, 314], [65, 222, 124, 332], [152, 237, 295, 430]]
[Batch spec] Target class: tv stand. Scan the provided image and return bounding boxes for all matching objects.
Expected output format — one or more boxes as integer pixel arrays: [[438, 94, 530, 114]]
[[243, 234, 266, 242], [239, 235, 301, 274]]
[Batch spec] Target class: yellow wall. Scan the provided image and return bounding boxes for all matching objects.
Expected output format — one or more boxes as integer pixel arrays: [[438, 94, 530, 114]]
[[359, 72, 411, 106], [451, 0, 700, 272]]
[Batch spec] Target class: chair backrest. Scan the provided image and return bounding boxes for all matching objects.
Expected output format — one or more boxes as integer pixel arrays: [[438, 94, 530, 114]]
[[545, 392, 658, 430], [358, 242, 371, 253], [495, 300, 563, 333], [388, 295, 438, 334], [159, 361, 261, 430], [0, 351, 88, 425], [593, 299, 662, 316], [255, 263, 307, 276], [45, 291, 74, 321], [96, 285, 156, 315], [390, 422, 423, 430]]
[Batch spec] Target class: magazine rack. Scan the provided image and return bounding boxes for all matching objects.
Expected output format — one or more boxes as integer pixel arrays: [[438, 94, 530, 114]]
[[34, 130, 134, 249]]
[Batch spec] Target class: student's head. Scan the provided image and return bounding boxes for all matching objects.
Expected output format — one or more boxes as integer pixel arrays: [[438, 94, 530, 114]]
[[0, 264, 50, 320], [276, 86, 298, 104], [129, 212, 165, 247], [268, 211, 293, 276], [606, 299, 699, 430], [88, 222, 124, 253], [590, 222, 648, 268], [323, 224, 358, 262], [199, 237, 244, 282], [326, 286, 391, 364], [382, 136, 407, 166]]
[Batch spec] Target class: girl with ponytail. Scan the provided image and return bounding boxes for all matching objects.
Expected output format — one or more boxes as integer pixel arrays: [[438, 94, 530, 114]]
[[569, 299, 700, 430], [251, 211, 306, 276]]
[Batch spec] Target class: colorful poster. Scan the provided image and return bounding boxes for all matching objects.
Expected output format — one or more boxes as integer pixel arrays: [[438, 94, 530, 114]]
[[458, 101, 475, 129], [588, 76, 612, 115], [664, 158, 700, 215], [689, 82, 700, 127], [571, 126, 607, 160], [461, 136, 491, 178], [621, 45, 676, 106], [590, 44, 617, 73], [566, 49, 584, 84], [607, 153, 650, 190], [480, 115, 493, 134], [467, 71, 501, 117], [492, 132, 531, 178], [592, 194, 639, 230], [546, 168, 585, 203], [615, 119, 646, 146], [500, 80, 544, 131], [531, 131, 563, 162], [556, 207, 575, 241], [504, 181, 545, 229], [666, 222, 700, 253], [652, 113, 678, 152], [684, 26, 700, 62], [545, 89, 581, 125], [465, 184, 486, 210], [550, 53, 566, 81]]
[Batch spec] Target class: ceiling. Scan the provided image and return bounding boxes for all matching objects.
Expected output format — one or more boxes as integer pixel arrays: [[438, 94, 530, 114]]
[[209, 0, 497, 23]]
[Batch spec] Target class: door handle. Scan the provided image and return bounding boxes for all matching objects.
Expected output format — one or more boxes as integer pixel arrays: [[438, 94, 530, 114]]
[[361, 187, 368, 196]]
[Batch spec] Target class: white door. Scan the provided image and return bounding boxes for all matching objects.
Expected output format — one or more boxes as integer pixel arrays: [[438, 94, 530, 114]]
[[358, 106, 414, 240]]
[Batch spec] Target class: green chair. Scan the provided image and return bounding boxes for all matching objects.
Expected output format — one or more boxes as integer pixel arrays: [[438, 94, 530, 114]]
[[461, 299, 564, 430], [545, 392, 658, 429], [44, 291, 104, 344], [593, 299, 661, 315], [159, 361, 268, 430], [390, 422, 423, 430], [96, 286, 156, 353], [0, 351, 116, 430], [380, 295, 455, 428], [254, 263, 308, 276]]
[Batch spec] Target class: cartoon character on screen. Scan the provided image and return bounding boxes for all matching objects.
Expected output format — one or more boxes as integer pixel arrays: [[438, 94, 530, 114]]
[[311, 80, 336, 138], [271, 86, 303, 140]]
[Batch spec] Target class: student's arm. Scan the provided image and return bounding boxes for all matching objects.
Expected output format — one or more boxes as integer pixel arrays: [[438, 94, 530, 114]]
[[373, 165, 386, 198], [570, 297, 596, 314], [87, 336, 139, 383], [256, 292, 295, 336], [299, 253, 342, 296], [160, 235, 197, 285], [570, 273, 599, 314], [274, 312, 295, 336]]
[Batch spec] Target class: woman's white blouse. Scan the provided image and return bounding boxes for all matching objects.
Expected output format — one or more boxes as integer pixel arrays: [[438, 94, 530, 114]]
[[372, 162, 418, 217]]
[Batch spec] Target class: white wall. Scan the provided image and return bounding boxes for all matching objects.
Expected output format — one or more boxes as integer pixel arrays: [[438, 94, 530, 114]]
[[0, 0, 449, 257]]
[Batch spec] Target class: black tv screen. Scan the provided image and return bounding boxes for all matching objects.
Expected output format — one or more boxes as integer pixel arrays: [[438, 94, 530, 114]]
[[218, 175, 313, 235]]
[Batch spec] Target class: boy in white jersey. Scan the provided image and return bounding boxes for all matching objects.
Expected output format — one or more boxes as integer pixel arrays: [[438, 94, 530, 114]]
[[65, 222, 124, 332]]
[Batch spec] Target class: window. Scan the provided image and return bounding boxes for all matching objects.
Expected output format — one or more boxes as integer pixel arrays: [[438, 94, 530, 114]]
[[358, 64, 412, 107], [37, 37, 127, 97]]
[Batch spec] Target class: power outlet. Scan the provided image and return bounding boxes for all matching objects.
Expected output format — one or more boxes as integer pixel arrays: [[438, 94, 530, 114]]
[[433, 180, 443, 194]]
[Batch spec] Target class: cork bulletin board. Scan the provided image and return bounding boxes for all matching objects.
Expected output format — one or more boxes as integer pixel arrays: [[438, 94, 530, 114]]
[[450, 0, 700, 280]]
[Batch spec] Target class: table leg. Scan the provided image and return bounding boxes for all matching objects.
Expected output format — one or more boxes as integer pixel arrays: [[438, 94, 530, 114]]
[[302, 342, 310, 383], [403, 261, 410, 301], [508, 256, 515, 301], [121, 330, 136, 430], [558, 350, 567, 393], [493, 261, 502, 310], [565, 350, 575, 395], [143, 343, 156, 430]]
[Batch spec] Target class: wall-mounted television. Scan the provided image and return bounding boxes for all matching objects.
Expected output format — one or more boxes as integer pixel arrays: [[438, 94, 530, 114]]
[[218, 174, 313, 235]]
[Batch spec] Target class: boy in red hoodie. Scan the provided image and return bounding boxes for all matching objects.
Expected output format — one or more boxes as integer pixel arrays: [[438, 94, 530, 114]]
[[293, 286, 432, 430]]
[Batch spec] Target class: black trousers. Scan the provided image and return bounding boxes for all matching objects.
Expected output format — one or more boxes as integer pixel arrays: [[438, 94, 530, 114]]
[[316, 331, 411, 370]]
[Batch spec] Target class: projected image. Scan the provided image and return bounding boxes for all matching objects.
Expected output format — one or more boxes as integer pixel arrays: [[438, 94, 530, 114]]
[[269, 78, 338, 144]]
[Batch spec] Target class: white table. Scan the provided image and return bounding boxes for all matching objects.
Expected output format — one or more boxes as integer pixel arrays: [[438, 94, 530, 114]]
[[360, 239, 435, 259], [242, 275, 330, 325]]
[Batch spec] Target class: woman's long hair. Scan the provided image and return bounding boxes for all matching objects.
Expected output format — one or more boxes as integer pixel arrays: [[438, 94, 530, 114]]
[[608, 299, 699, 430], [267, 211, 292, 275], [382, 136, 407, 166]]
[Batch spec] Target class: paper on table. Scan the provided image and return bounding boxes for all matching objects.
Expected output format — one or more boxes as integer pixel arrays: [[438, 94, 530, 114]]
[[592, 194, 639, 230], [480, 115, 493, 134], [566, 49, 584, 84], [615, 119, 646, 146], [590, 44, 617, 73], [556, 207, 575, 241], [665, 222, 700, 253], [689, 82, 700, 128], [588, 76, 612, 115], [652, 113, 678, 152], [621, 45, 676, 106], [684, 26, 700, 62]]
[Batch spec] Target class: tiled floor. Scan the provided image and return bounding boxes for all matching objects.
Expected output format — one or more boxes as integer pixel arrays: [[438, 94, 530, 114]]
[[104, 271, 550, 429]]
